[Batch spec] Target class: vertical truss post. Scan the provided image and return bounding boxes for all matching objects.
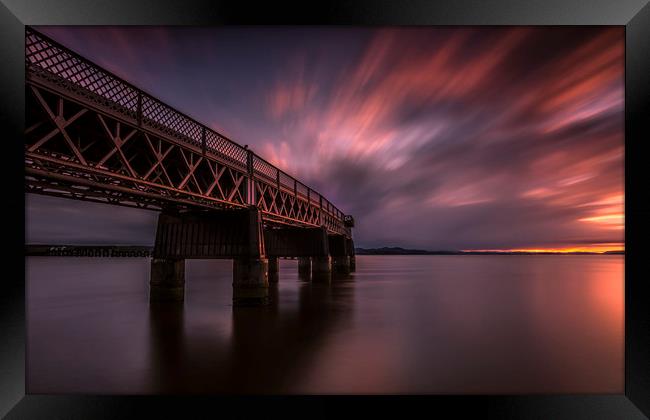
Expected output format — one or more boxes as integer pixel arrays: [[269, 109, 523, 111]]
[[294, 179, 297, 198], [246, 150, 254, 206], [136, 91, 143, 127], [319, 195, 323, 226], [201, 126, 206, 157], [276, 169, 281, 192]]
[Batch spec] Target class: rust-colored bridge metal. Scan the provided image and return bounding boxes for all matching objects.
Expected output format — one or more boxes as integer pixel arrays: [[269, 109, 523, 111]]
[[24, 28, 352, 238]]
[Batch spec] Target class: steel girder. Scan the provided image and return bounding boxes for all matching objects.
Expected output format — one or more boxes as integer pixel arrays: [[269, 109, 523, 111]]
[[24, 28, 352, 238]]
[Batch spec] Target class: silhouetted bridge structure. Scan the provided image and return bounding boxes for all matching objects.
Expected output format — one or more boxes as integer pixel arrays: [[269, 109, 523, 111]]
[[24, 28, 355, 305]]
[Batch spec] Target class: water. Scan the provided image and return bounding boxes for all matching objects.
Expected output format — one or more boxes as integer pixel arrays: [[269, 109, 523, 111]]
[[26, 255, 623, 394]]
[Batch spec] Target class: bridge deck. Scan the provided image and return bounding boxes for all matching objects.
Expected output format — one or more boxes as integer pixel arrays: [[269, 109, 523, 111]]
[[24, 28, 351, 238]]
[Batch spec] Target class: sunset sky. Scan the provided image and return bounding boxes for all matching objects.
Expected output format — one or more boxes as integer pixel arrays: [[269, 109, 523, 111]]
[[27, 26, 624, 252]]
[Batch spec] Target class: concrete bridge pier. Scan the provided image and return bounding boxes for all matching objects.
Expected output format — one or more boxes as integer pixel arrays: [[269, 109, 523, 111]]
[[311, 256, 332, 283], [150, 207, 270, 306], [331, 256, 350, 275], [150, 258, 185, 301], [231, 207, 269, 306], [298, 257, 312, 280], [346, 238, 356, 272], [264, 225, 332, 282], [329, 234, 351, 276], [232, 257, 269, 306], [149, 207, 352, 304], [267, 256, 280, 284]]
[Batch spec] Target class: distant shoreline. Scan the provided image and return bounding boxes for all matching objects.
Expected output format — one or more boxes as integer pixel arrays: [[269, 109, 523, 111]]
[[26, 244, 153, 257], [24, 244, 624, 257], [355, 247, 624, 256]]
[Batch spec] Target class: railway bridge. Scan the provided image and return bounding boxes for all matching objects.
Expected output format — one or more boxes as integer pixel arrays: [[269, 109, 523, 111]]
[[24, 28, 355, 305]]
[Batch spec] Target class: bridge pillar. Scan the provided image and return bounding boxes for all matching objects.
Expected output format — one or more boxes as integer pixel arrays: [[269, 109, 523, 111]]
[[298, 257, 311, 280], [232, 207, 269, 306], [233, 257, 269, 306], [331, 256, 350, 275], [151, 207, 269, 306], [268, 256, 279, 284], [150, 258, 185, 301], [264, 225, 331, 282], [329, 234, 350, 275], [347, 238, 356, 272], [311, 256, 331, 283]]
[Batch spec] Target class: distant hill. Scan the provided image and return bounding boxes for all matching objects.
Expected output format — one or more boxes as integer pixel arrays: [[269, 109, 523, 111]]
[[355, 247, 624, 255], [355, 247, 457, 255]]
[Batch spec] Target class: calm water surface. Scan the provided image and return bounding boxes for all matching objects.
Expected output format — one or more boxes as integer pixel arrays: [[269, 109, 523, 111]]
[[27, 255, 623, 394]]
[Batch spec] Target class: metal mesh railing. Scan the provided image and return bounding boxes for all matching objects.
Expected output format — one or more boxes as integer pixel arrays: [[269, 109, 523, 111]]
[[25, 27, 349, 234], [279, 171, 295, 191], [296, 181, 309, 198], [26, 31, 141, 120], [252, 155, 277, 182], [26, 28, 250, 169]]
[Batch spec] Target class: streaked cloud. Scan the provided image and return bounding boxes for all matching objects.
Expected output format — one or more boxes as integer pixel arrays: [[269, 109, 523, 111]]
[[29, 26, 624, 251]]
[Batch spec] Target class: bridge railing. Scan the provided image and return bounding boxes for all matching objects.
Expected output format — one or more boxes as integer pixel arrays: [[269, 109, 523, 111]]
[[25, 28, 350, 237]]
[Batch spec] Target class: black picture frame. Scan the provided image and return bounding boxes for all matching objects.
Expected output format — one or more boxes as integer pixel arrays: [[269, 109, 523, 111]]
[[1, 1, 648, 418]]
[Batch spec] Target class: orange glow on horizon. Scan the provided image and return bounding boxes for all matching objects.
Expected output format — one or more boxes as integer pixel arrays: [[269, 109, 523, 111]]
[[462, 243, 624, 254]]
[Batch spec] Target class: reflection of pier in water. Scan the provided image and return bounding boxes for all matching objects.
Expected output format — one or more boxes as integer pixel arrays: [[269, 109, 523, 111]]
[[148, 271, 355, 393]]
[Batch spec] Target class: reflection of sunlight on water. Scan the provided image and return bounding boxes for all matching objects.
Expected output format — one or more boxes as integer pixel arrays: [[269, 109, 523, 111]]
[[295, 255, 624, 394], [588, 258, 624, 325], [523, 256, 624, 392]]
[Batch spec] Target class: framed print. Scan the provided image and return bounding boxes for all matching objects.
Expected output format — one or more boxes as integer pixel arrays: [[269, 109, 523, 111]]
[[1, 1, 649, 418]]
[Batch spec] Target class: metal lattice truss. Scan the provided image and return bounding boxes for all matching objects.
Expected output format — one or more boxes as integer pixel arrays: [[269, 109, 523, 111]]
[[25, 28, 351, 237]]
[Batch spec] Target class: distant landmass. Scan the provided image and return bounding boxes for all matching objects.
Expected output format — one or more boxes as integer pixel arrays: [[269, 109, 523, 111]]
[[355, 247, 624, 255], [26, 244, 153, 257], [25, 244, 624, 257]]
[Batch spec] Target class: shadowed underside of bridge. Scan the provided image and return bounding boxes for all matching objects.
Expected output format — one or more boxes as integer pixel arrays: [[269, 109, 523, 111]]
[[24, 28, 355, 305]]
